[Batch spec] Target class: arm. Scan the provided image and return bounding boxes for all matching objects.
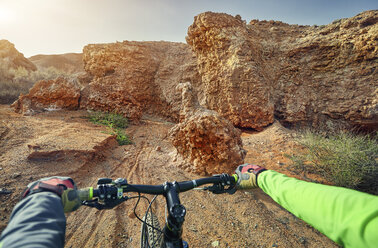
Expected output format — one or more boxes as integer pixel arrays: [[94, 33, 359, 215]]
[[0, 176, 84, 248], [0, 192, 66, 248], [258, 170, 378, 248]]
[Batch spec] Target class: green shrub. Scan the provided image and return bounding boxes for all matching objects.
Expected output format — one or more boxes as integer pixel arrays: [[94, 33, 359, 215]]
[[110, 128, 132, 145], [88, 111, 132, 145], [88, 111, 128, 129], [286, 130, 378, 194]]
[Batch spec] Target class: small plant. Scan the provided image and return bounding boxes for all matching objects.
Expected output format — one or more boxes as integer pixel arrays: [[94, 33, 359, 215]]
[[286, 130, 378, 194], [88, 111, 128, 129], [88, 111, 132, 145], [110, 128, 132, 145]]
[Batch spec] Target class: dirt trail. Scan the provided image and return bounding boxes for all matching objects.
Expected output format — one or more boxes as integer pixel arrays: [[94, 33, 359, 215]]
[[0, 105, 337, 247]]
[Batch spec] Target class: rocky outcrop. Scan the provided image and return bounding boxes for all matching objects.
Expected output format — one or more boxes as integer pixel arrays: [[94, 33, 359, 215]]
[[270, 11, 378, 130], [0, 40, 36, 71], [80, 41, 201, 121], [10, 11, 377, 131], [186, 13, 274, 130], [11, 77, 80, 115], [169, 82, 246, 175], [187, 11, 377, 131], [27, 124, 117, 161]]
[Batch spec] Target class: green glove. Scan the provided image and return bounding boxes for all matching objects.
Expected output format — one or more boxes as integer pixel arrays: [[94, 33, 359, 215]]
[[22, 176, 84, 213], [235, 164, 267, 189], [61, 188, 82, 213]]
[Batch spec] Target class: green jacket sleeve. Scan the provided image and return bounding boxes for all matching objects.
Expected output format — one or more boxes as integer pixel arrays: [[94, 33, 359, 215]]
[[258, 170, 378, 248]]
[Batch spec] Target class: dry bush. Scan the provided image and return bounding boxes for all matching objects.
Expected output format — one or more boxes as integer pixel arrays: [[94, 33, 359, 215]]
[[286, 130, 378, 195], [0, 63, 73, 104]]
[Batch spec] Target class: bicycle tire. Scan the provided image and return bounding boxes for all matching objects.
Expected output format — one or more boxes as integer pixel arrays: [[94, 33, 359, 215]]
[[141, 212, 163, 248]]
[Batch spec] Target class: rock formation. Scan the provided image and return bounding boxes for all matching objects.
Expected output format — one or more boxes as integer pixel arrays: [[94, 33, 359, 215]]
[[187, 11, 377, 131], [169, 82, 246, 175], [0, 40, 36, 71], [27, 124, 117, 161], [11, 77, 81, 115], [186, 13, 275, 130], [10, 10, 377, 131], [269, 10, 378, 130], [80, 41, 201, 121]]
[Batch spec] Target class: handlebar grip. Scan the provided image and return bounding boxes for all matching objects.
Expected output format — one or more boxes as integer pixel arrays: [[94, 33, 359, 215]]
[[232, 174, 238, 183], [77, 187, 94, 201]]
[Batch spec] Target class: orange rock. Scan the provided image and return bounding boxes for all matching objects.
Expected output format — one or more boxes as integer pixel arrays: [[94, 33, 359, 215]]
[[170, 109, 246, 175], [10, 11, 377, 131], [80, 41, 201, 121], [187, 10, 377, 131], [169, 82, 246, 175], [11, 77, 80, 115], [186, 12, 275, 130]]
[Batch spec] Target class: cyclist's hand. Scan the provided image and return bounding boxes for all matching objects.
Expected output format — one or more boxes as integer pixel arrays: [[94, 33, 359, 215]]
[[22, 176, 82, 213], [235, 164, 267, 189]]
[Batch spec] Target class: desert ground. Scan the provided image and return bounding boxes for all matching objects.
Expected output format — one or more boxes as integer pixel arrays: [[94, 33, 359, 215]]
[[0, 105, 337, 247]]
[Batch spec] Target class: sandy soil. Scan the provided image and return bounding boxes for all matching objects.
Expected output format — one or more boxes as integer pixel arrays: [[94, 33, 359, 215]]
[[0, 105, 338, 247]]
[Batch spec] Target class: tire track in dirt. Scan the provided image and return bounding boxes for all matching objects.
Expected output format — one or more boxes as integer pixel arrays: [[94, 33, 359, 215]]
[[125, 143, 146, 183], [72, 139, 157, 247], [107, 124, 175, 247], [0, 123, 10, 143], [66, 210, 106, 246], [64, 158, 114, 247], [112, 144, 148, 247]]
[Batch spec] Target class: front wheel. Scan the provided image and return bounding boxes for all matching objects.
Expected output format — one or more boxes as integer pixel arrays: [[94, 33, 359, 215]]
[[141, 212, 163, 248]]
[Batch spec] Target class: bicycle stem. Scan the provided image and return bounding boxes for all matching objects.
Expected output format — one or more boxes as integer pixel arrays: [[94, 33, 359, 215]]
[[163, 182, 186, 248]]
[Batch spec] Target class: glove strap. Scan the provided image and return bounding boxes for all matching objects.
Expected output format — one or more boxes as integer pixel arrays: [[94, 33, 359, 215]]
[[239, 164, 267, 187], [22, 182, 64, 199], [240, 164, 267, 175]]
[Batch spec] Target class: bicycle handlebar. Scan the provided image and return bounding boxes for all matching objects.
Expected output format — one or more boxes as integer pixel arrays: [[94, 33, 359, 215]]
[[78, 173, 238, 204], [78, 173, 239, 247]]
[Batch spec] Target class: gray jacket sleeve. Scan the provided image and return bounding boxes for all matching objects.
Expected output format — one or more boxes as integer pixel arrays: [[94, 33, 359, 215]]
[[0, 192, 66, 248]]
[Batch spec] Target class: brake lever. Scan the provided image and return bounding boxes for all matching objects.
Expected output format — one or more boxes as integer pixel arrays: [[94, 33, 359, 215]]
[[196, 184, 236, 195], [82, 196, 129, 210]]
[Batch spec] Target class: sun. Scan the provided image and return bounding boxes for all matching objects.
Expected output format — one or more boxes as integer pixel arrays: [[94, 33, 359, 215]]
[[0, 8, 15, 23]]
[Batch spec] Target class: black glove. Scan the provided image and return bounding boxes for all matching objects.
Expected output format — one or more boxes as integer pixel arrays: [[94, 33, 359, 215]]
[[22, 176, 82, 213]]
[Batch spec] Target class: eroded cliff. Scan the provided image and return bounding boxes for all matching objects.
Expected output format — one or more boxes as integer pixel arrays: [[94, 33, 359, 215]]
[[80, 41, 201, 121], [187, 10, 377, 130], [14, 11, 377, 131]]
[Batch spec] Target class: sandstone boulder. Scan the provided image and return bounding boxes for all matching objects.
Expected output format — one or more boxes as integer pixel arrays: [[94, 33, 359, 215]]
[[186, 12, 275, 130], [170, 110, 246, 175], [11, 77, 80, 115], [170, 82, 246, 175], [80, 41, 201, 121]]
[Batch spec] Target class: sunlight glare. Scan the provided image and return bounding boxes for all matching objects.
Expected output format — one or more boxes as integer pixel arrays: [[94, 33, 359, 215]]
[[0, 8, 15, 23]]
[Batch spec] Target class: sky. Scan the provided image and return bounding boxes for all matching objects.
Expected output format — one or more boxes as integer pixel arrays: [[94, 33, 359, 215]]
[[0, 0, 376, 57]]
